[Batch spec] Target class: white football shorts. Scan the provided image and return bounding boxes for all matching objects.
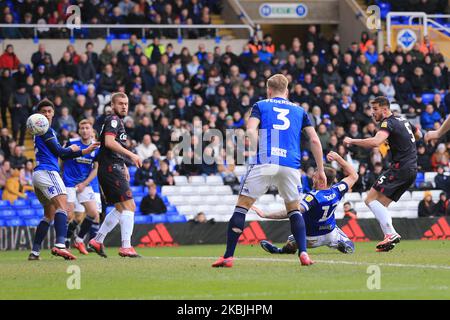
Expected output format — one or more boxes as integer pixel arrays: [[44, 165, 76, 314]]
[[239, 163, 301, 202], [32, 170, 67, 204]]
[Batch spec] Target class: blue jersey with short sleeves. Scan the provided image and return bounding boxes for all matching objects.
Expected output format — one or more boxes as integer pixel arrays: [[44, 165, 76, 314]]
[[250, 97, 311, 169], [299, 181, 349, 236], [62, 138, 99, 188]]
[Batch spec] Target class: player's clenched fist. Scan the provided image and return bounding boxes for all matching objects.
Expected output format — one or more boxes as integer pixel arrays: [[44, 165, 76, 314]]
[[326, 151, 341, 162], [343, 137, 353, 147]]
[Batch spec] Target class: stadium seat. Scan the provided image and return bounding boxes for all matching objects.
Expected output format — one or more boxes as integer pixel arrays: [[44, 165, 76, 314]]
[[421, 93, 435, 105], [406, 201, 419, 210], [415, 172, 425, 188], [128, 166, 138, 177], [130, 186, 144, 195], [424, 172, 438, 183], [151, 214, 167, 223], [0, 200, 11, 209], [356, 211, 375, 219], [23, 218, 41, 226], [17, 209, 35, 218], [215, 205, 232, 215], [134, 215, 153, 224], [204, 195, 220, 204], [265, 202, 285, 213], [178, 186, 194, 195], [212, 186, 232, 195], [167, 215, 187, 223], [206, 176, 224, 186], [5, 219, 23, 227], [189, 176, 205, 185], [411, 191, 425, 201], [430, 190, 443, 201], [34, 208, 44, 217], [161, 186, 177, 196], [0, 210, 16, 219], [197, 186, 211, 195], [134, 195, 143, 206], [0, 220, 5, 227], [165, 209, 179, 216], [174, 176, 188, 185], [345, 192, 361, 202], [30, 198, 42, 209], [187, 196, 203, 205], [168, 196, 185, 205], [353, 202, 368, 211], [177, 205, 195, 215], [12, 199, 29, 209]]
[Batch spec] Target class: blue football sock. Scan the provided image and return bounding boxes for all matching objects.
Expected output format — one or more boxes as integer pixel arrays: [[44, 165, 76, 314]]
[[32, 219, 51, 253], [89, 222, 99, 240], [224, 206, 247, 258], [288, 210, 307, 255], [54, 210, 68, 247], [77, 216, 95, 240]]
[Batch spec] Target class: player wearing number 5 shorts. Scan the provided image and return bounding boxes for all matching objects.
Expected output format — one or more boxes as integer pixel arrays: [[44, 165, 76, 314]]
[[344, 97, 422, 252], [89, 92, 143, 258], [212, 74, 327, 268]]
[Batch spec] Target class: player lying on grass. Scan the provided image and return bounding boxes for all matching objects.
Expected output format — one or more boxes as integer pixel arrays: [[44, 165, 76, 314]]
[[253, 151, 358, 255]]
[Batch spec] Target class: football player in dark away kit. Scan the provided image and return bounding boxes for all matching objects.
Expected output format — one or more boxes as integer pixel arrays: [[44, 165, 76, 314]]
[[344, 96, 422, 252], [89, 92, 143, 258]]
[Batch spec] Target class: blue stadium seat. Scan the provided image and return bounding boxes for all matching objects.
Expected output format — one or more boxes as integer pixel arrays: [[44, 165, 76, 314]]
[[128, 166, 138, 176], [151, 214, 167, 223], [31, 199, 42, 209], [166, 205, 178, 213], [34, 208, 45, 217], [12, 199, 29, 209], [130, 186, 143, 194], [166, 210, 179, 216], [0, 210, 16, 218], [0, 219, 5, 227], [134, 215, 152, 224], [17, 209, 35, 218], [134, 195, 144, 204], [167, 215, 187, 223], [415, 172, 425, 188], [23, 218, 41, 227], [0, 200, 11, 209], [5, 218, 24, 227], [422, 93, 435, 105]]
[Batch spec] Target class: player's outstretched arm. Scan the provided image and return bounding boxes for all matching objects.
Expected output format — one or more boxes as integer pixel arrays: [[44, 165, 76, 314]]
[[326, 151, 359, 189], [343, 130, 389, 149], [425, 116, 450, 142], [44, 132, 98, 160], [105, 134, 142, 167], [251, 206, 288, 219], [304, 126, 326, 186]]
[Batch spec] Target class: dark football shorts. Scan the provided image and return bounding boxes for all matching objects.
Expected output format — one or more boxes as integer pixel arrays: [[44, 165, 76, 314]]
[[372, 167, 417, 202], [98, 163, 133, 204]]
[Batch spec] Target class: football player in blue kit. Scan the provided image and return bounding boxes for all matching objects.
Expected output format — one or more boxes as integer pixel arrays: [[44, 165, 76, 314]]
[[213, 74, 326, 267], [255, 151, 358, 255], [63, 119, 100, 255], [28, 100, 99, 261]]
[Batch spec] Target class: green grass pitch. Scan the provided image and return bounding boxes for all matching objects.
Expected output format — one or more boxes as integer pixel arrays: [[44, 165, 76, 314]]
[[0, 240, 449, 299]]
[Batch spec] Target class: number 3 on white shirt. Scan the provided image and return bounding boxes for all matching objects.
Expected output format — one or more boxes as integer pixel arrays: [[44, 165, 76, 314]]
[[272, 107, 290, 130]]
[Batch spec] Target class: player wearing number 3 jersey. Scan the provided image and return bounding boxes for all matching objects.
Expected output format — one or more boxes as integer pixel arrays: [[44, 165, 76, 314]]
[[344, 97, 422, 252], [212, 74, 326, 268]]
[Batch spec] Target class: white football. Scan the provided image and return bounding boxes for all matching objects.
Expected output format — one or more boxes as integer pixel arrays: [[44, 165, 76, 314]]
[[26, 113, 49, 136]]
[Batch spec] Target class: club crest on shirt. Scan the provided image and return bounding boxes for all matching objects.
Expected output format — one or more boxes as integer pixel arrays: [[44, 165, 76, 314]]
[[305, 195, 314, 202], [381, 121, 388, 128], [111, 120, 118, 128]]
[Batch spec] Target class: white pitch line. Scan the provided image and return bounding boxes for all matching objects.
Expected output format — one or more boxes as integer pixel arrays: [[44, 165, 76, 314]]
[[145, 256, 450, 271]]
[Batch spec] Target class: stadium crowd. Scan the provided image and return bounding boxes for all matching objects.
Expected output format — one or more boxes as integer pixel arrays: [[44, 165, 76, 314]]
[[0, 0, 222, 39], [0, 20, 449, 212]]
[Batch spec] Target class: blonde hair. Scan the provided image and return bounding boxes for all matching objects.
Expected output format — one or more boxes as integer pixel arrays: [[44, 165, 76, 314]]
[[267, 74, 289, 94], [111, 92, 128, 104], [78, 119, 93, 127]]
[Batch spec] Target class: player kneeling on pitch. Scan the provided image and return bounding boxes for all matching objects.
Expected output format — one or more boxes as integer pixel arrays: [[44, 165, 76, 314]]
[[254, 152, 358, 255], [62, 120, 100, 255]]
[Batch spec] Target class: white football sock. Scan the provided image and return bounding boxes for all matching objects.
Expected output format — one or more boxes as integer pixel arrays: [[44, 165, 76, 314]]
[[94, 209, 120, 243], [119, 210, 135, 248], [367, 200, 397, 236]]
